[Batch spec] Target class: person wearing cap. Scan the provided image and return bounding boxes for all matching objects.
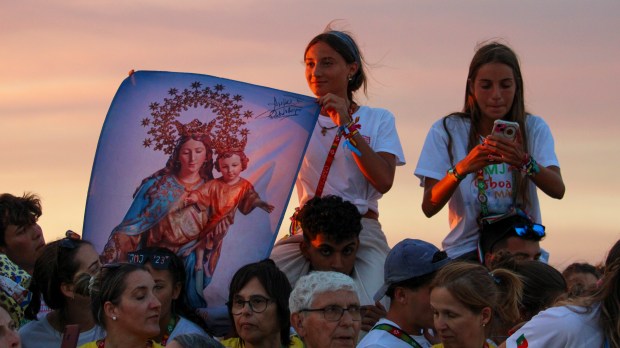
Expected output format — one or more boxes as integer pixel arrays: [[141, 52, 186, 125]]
[[478, 213, 545, 267], [357, 239, 451, 348]]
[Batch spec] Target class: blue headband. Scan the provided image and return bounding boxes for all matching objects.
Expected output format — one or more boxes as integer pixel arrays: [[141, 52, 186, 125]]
[[327, 31, 361, 65]]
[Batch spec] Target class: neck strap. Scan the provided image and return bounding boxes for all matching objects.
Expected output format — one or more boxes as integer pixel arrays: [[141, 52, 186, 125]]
[[372, 323, 424, 348]]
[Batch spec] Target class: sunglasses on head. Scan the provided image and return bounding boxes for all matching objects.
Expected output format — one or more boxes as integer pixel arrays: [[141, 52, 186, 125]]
[[59, 230, 81, 249], [511, 223, 546, 238], [126, 250, 172, 269]]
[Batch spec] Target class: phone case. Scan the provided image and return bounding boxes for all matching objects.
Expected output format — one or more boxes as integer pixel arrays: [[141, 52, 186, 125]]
[[491, 120, 519, 141]]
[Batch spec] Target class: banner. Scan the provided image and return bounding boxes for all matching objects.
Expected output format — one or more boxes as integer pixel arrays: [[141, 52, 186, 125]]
[[83, 71, 319, 312]]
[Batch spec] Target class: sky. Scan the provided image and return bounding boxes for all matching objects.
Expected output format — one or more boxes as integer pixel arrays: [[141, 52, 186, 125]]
[[2, 0, 619, 270]]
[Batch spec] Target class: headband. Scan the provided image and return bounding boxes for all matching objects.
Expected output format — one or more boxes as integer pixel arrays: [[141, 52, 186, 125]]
[[327, 31, 361, 65]]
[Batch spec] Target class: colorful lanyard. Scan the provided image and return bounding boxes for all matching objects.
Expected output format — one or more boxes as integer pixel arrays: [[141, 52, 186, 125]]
[[372, 323, 424, 348], [160, 315, 177, 346], [315, 105, 355, 198], [315, 131, 343, 198], [476, 168, 490, 217]]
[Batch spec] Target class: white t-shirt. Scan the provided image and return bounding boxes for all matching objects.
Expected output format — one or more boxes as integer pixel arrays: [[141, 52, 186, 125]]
[[505, 304, 604, 348], [168, 316, 209, 342], [414, 115, 559, 257], [297, 106, 405, 215], [19, 313, 106, 348], [357, 318, 432, 348]]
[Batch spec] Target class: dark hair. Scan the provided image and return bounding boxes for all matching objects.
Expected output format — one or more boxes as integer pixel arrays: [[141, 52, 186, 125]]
[[443, 41, 530, 207], [131, 246, 204, 328], [386, 271, 437, 300], [89, 263, 146, 329], [214, 151, 249, 172], [297, 195, 362, 244], [26, 236, 94, 319], [482, 216, 544, 255], [172, 333, 224, 348], [135, 134, 214, 202], [227, 259, 292, 347], [563, 262, 601, 280], [490, 253, 566, 321], [304, 28, 367, 103], [0, 193, 42, 246]]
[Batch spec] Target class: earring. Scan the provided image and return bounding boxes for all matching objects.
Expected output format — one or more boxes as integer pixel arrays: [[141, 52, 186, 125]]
[[482, 322, 486, 327], [112, 316, 117, 321], [348, 75, 353, 81]]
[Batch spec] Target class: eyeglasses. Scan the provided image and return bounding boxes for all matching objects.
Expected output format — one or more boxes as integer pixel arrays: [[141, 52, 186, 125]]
[[301, 305, 363, 322], [512, 223, 545, 238], [127, 250, 172, 269], [230, 295, 272, 315]]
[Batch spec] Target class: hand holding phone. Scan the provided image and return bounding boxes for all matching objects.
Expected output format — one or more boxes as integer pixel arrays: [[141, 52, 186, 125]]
[[491, 119, 519, 142]]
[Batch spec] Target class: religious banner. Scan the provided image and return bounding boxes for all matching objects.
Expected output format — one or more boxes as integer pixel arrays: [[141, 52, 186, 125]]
[[83, 70, 319, 312]]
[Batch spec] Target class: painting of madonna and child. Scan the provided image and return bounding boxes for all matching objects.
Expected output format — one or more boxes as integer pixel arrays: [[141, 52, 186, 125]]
[[83, 71, 320, 317]]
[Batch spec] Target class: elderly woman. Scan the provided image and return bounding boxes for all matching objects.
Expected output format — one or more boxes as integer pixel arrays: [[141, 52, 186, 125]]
[[78, 263, 163, 348], [290, 271, 361, 348], [220, 259, 302, 348]]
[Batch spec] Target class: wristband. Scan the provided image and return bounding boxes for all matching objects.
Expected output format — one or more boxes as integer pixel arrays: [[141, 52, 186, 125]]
[[447, 166, 465, 181]]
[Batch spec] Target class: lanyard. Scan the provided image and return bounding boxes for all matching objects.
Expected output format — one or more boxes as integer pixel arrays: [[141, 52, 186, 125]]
[[315, 131, 343, 198], [476, 168, 489, 217], [372, 323, 424, 348]]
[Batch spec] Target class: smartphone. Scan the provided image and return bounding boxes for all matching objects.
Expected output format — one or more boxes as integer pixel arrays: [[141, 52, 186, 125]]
[[491, 119, 519, 142], [60, 324, 79, 348]]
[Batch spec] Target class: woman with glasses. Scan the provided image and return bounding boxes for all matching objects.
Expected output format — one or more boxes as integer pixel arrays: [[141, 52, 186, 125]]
[[414, 42, 565, 261], [430, 261, 523, 348], [290, 271, 361, 348], [127, 247, 210, 345], [19, 231, 105, 347], [221, 259, 302, 348], [79, 263, 163, 348]]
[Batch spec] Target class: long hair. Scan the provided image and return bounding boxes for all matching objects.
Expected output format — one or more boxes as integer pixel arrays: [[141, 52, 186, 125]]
[[431, 261, 523, 338], [135, 134, 214, 203], [89, 263, 146, 329], [305, 27, 368, 103], [563, 239, 620, 347], [26, 237, 94, 320], [227, 259, 292, 347], [489, 253, 566, 321], [443, 41, 531, 208]]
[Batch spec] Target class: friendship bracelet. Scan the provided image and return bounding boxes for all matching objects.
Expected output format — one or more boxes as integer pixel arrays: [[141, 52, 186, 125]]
[[521, 154, 540, 176], [339, 117, 362, 156]]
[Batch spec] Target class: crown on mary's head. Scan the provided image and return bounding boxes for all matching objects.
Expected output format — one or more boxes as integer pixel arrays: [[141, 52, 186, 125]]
[[140, 81, 254, 155]]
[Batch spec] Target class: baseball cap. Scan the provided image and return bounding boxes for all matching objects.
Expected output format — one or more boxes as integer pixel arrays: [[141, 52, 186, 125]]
[[373, 238, 451, 302]]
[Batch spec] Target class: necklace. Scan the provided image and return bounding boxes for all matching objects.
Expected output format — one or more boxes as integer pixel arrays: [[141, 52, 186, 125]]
[[320, 124, 338, 136], [318, 103, 358, 136]]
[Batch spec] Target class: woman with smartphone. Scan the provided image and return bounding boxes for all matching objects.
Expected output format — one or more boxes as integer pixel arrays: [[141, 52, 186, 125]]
[[414, 41, 565, 260]]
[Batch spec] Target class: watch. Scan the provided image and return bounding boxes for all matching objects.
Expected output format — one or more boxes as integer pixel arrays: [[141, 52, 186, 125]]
[[447, 166, 465, 181]]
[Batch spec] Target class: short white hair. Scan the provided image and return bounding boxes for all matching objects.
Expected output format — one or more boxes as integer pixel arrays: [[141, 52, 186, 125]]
[[289, 271, 358, 313]]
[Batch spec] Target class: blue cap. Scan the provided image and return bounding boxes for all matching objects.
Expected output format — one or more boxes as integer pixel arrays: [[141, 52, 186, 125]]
[[373, 239, 450, 302]]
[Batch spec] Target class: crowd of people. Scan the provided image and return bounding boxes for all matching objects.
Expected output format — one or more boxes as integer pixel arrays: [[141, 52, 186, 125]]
[[1, 25, 618, 348]]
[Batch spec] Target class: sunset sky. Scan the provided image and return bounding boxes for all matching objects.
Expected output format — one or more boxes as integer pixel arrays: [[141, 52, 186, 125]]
[[2, 0, 619, 269]]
